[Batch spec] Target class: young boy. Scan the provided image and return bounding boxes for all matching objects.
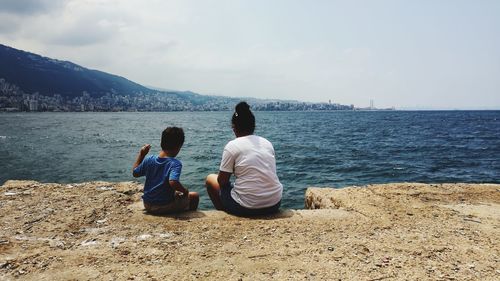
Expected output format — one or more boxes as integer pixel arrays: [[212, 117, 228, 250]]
[[132, 127, 199, 214]]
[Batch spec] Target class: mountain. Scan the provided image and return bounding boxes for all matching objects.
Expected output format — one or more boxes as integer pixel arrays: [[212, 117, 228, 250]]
[[0, 44, 353, 112], [0, 44, 150, 98]]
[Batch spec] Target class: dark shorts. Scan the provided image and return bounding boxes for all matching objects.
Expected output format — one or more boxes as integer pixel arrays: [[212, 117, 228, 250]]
[[143, 194, 189, 215], [220, 183, 281, 217]]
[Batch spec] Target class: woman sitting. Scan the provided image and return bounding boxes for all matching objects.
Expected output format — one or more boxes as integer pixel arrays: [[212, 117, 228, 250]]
[[205, 102, 283, 216]]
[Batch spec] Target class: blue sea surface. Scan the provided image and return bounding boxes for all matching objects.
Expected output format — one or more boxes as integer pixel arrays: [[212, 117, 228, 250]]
[[0, 111, 499, 209]]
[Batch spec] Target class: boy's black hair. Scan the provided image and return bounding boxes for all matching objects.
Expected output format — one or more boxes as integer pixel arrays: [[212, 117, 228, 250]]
[[161, 127, 185, 151], [232, 101, 255, 134]]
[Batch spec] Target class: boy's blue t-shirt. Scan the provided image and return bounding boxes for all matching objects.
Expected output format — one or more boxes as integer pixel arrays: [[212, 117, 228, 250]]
[[133, 155, 182, 204]]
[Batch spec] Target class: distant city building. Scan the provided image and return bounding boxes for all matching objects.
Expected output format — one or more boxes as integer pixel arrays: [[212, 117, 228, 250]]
[[0, 79, 356, 112], [29, 99, 38, 111]]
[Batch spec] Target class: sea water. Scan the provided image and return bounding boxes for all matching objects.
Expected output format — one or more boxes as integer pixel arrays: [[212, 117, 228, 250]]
[[0, 111, 499, 209]]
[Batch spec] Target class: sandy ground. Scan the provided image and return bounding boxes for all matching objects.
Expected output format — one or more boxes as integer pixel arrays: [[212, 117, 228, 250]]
[[0, 180, 499, 281]]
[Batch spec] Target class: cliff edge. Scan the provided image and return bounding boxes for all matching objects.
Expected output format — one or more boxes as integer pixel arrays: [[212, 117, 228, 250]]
[[1, 181, 499, 280]]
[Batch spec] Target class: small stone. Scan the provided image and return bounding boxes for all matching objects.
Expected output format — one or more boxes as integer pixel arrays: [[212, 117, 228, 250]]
[[137, 234, 152, 241], [158, 233, 174, 239], [49, 239, 65, 249], [80, 239, 98, 247], [110, 237, 125, 248]]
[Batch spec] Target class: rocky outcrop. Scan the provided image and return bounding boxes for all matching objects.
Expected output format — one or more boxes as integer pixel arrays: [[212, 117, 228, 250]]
[[1, 180, 499, 280], [305, 182, 500, 210]]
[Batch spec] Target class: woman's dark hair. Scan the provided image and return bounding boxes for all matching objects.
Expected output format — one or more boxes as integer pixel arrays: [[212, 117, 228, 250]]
[[232, 101, 255, 134], [161, 127, 185, 150]]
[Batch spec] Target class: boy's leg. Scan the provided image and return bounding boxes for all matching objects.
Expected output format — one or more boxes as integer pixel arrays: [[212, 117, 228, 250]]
[[205, 174, 224, 210], [144, 201, 181, 215], [188, 192, 199, 211]]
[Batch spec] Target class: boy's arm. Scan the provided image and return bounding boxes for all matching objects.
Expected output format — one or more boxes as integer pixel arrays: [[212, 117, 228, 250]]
[[132, 144, 151, 177], [169, 180, 189, 197]]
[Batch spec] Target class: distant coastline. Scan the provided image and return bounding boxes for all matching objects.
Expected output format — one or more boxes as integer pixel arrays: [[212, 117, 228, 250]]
[[0, 44, 355, 113], [0, 89, 355, 113]]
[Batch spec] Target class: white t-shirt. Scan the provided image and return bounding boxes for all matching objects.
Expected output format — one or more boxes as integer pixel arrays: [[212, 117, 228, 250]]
[[219, 135, 283, 209]]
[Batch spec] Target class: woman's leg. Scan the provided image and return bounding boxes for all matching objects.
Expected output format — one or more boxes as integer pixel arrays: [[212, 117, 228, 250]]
[[188, 192, 199, 211], [205, 174, 224, 210]]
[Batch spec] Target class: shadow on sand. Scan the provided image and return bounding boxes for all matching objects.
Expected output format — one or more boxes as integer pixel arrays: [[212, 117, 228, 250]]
[[232, 209, 296, 220], [142, 209, 295, 220], [143, 210, 207, 220]]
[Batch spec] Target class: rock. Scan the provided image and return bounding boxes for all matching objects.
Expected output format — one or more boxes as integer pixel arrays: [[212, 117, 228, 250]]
[[80, 239, 99, 247], [137, 234, 152, 241], [158, 233, 174, 239], [110, 237, 125, 248], [1, 180, 499, 280], [304, 187, 353, 209], [49, 239, 65, 249]]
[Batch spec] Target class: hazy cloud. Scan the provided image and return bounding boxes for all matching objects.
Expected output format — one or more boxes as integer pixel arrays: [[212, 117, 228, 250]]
[[0, 13, 22, 34], [48, 19, 118, 46], [0, 0, 65, 16]]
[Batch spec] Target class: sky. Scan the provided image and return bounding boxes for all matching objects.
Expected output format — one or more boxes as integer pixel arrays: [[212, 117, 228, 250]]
[[0, 0, 499, 109]]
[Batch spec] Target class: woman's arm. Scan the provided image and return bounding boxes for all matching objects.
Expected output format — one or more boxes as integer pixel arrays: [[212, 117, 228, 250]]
[[217, 171, 231, 188]]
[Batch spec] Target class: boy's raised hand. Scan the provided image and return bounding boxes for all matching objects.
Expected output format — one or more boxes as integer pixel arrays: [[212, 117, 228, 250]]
[[140, 144, 151, 156], [132, 144, 151, 177]]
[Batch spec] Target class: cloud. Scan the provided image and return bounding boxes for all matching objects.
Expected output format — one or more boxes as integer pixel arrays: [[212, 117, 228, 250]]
[[0, 13, 22, 34], [0, 0, 134, 46], [0, 0, 65, 16], [48, 19, 119, 46], [0, 0, 66, 37]]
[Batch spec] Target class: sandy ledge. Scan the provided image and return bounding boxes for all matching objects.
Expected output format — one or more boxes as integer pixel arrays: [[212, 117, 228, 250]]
[[0, 180, 499, 280]]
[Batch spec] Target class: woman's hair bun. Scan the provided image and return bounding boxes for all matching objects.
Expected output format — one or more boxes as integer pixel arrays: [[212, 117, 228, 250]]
[[235, 101, 251, 115], [232, 101, 255, 134]]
